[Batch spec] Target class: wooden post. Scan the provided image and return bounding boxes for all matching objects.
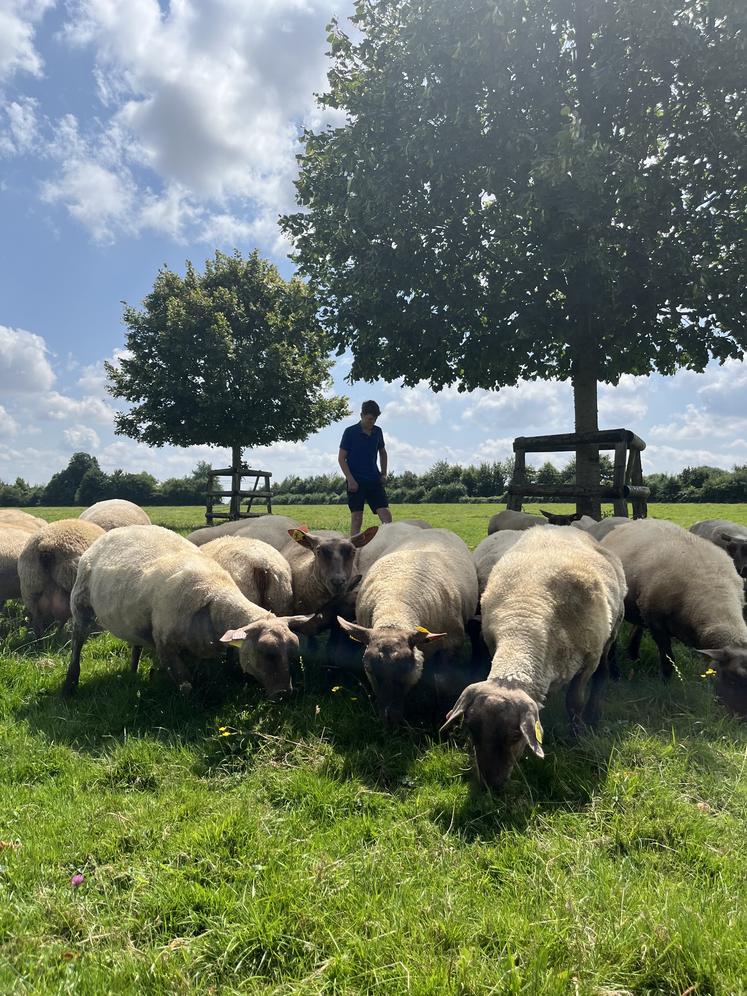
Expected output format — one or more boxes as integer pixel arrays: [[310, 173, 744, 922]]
[[507, 448, 526, 511], [612, 442, 628, 517], [230, 444, 242, 520]]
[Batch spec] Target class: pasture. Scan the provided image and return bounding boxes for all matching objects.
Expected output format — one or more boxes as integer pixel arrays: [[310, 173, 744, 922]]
[[1, 505, 745, 993]]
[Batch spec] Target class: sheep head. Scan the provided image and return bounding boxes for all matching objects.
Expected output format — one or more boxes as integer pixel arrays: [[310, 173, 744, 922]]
[[337, 617, 446, 726], [288, 526, 378, 597], [440, 681, 544, 791]]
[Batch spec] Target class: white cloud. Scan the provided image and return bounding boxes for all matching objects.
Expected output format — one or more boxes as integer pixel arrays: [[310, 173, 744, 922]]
[[63, 423, 100, 448], [382, 387, 442, 425], [598, 374, 650, 423], [0, 325, 56, 393], [0, 405, 19, 437], [0, 95, 39, 155], [43, 390, 115, 423], [694, 358, 747, 418], [0, 0, 55, 83], [40, 0, 348, 244], [462, 379, 571, 430]]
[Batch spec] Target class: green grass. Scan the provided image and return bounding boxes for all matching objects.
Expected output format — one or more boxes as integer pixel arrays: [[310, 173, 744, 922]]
[[1, 505, 746, 992]]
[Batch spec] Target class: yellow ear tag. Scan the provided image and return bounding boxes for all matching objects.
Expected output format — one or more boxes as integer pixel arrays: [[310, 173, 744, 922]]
[[347, 633, 362, 642], [416, 626, 430, 635], [534, 721, 544, 744], [228, 639, 244, 649], [290, 529, 307, 542]]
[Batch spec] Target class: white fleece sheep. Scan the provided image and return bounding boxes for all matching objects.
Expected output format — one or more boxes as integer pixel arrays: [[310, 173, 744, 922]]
[[280, 526, 378, 613], [80, 499, 151, 531], [201, 536, 293, 614], [472, 531, 523, 596], [354, 522, 425, 576], [441, 527, 626, 789], [585, 516, 632, 542], [0, 527, 30, 608], [487, 509, 546, 534], [601, 519, 747, 679], [337, 528, 479, 724], [18, 519, 105, 636], [63, 525, 327, 698], [689, 519, 747, 580], [187, 514, 300, 549], [0, 510, 45, 532]]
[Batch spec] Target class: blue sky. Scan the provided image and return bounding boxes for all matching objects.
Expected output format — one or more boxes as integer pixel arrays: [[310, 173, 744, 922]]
[[1, 0, 746, 487]]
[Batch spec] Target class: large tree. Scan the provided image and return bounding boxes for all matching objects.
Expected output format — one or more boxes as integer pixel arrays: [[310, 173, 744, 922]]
[[283, 0, 747, 513], [107, 250, 348, 481]]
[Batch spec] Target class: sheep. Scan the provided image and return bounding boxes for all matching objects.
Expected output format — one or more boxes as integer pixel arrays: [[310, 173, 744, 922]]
[[0, 509, 45, 532], [0, 527, 30, 609], [337, 528, 479, 725], [281, 526, 378, 613], [585, 516, 632, 542], [441, 527, 626, 790], [487, 509, 546, 534], [63, 525, 329, 698], [689, 519, 747, 580], [354, 522, 425, 577], [18, 519, 105, 637], [200, 536, 293, 614], [601, 519, 747, 682], [569, 515, 599, 531], [80, 499, 151, 531], [187, 514, 300, 549], [399, 518, 434, 529], [540, 509, 584, 525], [472, 531, 523, 597]]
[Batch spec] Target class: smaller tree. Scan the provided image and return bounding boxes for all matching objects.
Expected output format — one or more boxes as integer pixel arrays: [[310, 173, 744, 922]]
[[107, 251, 349, 484], [42, 453, 100, 506]]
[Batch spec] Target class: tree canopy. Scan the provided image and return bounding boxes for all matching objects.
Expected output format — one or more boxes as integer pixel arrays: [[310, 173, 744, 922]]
[[283, 0, 747, 509], [107, 250, 349, 456]]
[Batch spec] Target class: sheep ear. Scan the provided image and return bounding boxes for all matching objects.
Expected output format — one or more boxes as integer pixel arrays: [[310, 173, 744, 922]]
[[520, 713, 545, 758], [718, 531, 735, 545], [699, 648, 727, 664], [288, 527, 316, 549], [220, 626, 250, 647], [540, 509, 552, 520], [350, 525, 378, 548], [409, 626, 447, 647], [439, 704, 465, 736], [337, 616, 373, 644], [284, 613, 326, 636]]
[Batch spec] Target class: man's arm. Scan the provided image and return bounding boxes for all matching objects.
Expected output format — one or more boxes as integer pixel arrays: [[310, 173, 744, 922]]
[[378, 446, 388, 481], [338, 448, 358, 491]]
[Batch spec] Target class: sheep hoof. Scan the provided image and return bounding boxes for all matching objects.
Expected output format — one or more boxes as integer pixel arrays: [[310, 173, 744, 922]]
[[178, 681, 193, 696]]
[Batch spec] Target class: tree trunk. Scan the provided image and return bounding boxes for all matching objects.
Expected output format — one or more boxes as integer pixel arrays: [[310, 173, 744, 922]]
[[230, 444, 242, 520], [572, 343, 601, 519]]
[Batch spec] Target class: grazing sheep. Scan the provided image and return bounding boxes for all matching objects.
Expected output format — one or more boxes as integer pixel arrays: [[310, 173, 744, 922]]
[[441, 527, 626, 790], [601, 519, 747, 683], [18, 519, 105, 637], [187, 514, 300, 549], [337, 528, 479, 725], [569, 515, 599, 531], [80, 499, 151, 531], [281, 526, 378, 613], [472, 531, 523, 596], [63, 525, 327, 698], [0, 510, 45, 532], [487, 509, 546, 534], [689, 519, 747, 580], [201, 536, 293, 614], [585, 516, 632, 542], [0, 527, 30, 608], [354, 522, 425, 577]]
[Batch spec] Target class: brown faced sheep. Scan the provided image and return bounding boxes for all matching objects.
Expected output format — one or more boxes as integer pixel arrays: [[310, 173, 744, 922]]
[[18, 519, 106, 637], [63, 525, 328, 698], [281, 527, 378, 613], [487, 509, 546, 534]]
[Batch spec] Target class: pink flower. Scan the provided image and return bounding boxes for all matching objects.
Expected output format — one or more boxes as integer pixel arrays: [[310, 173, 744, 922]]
[[70, 873, 85, 888]]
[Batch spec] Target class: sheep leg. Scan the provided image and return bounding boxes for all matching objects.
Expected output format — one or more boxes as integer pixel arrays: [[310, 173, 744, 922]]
[[582, 656, 608, 728], [566, 670, 591, 738], [607, 639, 621, 681], [130, 645, 143, 672], [61, 623, 90, 696], [156, 644, 193, 695], [648, 621, 675, 680], [627, 625, 644, 661]]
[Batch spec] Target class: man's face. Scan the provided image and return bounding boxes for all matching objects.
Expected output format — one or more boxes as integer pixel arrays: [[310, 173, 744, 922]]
[[360, 411, 378, 430]]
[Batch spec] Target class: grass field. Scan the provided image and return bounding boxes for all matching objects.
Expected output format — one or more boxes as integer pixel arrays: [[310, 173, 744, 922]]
[[1, 506, 745, 993]]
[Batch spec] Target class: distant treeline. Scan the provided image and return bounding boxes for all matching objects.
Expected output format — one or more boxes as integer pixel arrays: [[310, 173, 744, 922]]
[[3, 452, 747, 507]]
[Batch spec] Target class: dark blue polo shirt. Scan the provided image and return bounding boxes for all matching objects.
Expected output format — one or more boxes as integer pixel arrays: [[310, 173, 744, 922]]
[[339, 423, 385, 482]]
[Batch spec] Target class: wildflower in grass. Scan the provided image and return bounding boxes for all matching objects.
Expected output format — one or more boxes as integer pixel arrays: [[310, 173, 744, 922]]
[[70, 873, 85, 888], [701, 668, 717, 678]]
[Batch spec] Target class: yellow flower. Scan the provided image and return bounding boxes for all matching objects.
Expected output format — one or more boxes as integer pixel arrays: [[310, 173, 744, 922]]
[[700, 668, 717, 678]]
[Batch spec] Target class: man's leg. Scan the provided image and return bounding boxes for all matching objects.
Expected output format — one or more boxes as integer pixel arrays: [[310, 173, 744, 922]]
[[376, 506, 392, 524], [350, 510, 364, 535]]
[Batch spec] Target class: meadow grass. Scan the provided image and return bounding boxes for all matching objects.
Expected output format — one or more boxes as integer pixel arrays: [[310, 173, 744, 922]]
[[1, 506, 745, 993]]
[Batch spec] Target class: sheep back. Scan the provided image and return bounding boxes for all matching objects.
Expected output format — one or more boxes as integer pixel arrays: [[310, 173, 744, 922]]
[[0, 527, 30, 603], [201, 536, 293, 614], [0, 509, 45, 532], [487, 509, 546, 534], [80, 499, 151, 531]]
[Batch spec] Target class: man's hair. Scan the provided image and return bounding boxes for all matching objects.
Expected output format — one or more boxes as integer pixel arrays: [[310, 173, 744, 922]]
[[361, 400, 381, 416]]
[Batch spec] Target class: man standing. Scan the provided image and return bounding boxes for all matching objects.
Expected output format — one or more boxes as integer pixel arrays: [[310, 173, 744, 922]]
[[338, 400, 393, 535]]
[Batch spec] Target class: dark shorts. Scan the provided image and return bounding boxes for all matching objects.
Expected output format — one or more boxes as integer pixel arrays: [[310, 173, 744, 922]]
[[347, 480, 389, 514]]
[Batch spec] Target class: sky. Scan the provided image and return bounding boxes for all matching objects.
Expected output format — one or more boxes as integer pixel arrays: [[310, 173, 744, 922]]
[[1, 0, 746, 488]]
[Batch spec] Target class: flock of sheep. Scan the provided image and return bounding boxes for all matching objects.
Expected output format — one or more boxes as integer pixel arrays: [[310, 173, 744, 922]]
[[1, 499, 746, 790]]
